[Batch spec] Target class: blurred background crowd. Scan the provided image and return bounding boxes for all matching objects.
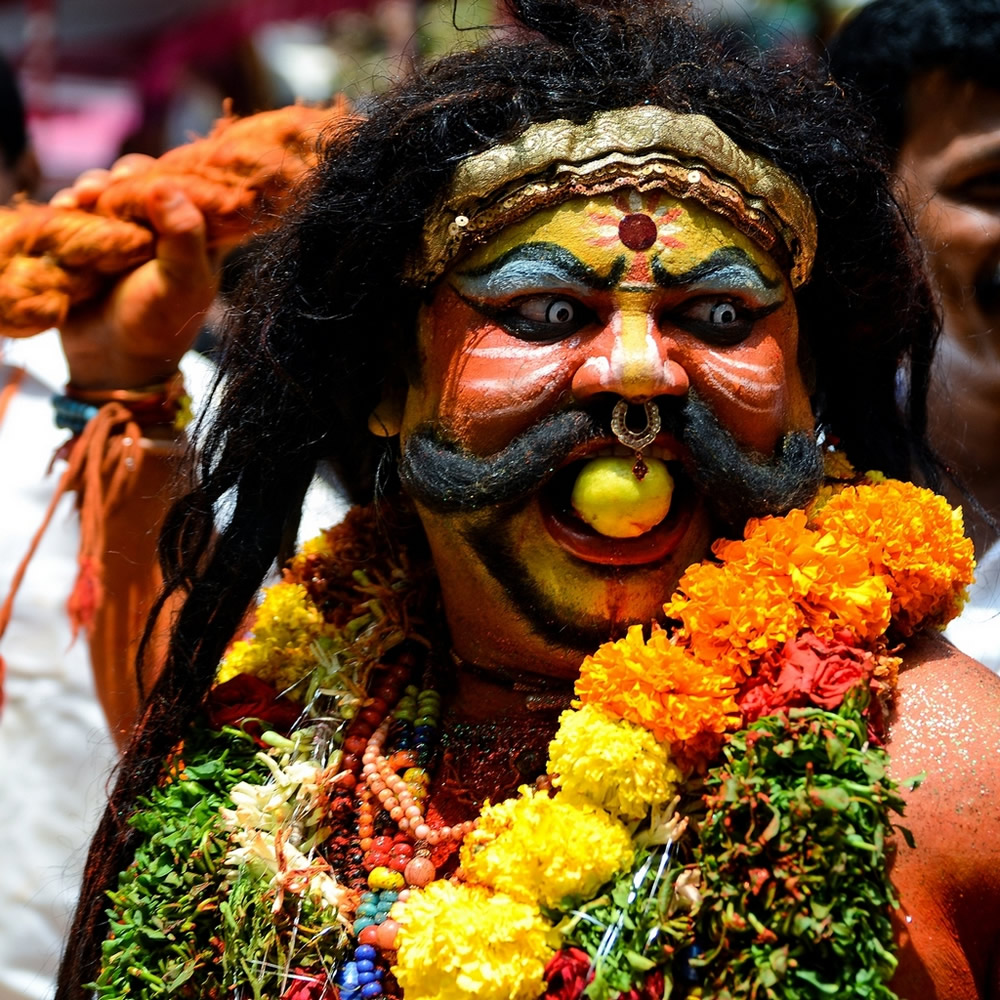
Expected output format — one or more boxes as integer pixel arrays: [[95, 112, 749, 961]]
[[0, 0, 863, 198]]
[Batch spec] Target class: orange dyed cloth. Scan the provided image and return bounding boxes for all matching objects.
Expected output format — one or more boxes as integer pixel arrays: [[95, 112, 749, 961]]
[[0, 99, 359, 338]]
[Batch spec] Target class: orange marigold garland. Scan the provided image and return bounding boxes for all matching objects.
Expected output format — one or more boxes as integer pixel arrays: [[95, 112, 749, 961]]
[[664, 507, 893, 679], [575, 624, 740, 748]]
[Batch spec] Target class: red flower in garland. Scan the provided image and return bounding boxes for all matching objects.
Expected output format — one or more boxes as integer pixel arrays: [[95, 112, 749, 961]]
[[776, 630, 872, 709], [205, 673, 302, 737], [739, 631, 872, 724], [280, 970, 329, 1000], [542, 947, 593, 1000], [542, 949, 665, 1000], [619, 968, 666, 1000]]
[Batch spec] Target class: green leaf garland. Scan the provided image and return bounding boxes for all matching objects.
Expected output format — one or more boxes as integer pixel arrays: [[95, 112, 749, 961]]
[[691, 690, 910, 999], [94, 725, 269, 999]]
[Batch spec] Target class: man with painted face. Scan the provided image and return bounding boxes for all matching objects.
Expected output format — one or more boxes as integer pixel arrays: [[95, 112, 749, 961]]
[[830, 0, 1000, 671], [393, 112, 822, 676], [57, 2, 1000, 999]]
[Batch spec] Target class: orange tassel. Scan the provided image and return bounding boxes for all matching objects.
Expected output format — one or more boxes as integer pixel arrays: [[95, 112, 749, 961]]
[[0, 401, 148, 708]]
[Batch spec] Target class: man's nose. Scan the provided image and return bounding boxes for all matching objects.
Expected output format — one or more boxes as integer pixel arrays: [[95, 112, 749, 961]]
[[570, 307, 689, 402]]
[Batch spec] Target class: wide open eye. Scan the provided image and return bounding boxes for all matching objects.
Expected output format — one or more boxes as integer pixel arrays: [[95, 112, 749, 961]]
[[668, 296, 777, 345], [493, 294, 596, 341], [523, 298, 577, 325]]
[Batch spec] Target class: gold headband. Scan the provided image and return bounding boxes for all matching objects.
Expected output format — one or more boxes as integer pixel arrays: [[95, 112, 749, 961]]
[[405, 106, 817, 288]]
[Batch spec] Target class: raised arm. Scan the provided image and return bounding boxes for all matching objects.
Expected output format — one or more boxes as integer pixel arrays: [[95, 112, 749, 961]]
[[51, 161, 216, 741]]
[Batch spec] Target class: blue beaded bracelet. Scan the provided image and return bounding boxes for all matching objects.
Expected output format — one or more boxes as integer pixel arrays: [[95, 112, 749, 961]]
[[52, 394, 100, 435]]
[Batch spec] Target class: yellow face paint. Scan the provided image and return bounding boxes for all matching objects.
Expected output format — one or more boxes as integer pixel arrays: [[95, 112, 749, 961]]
[[399, 192, 814, 679]]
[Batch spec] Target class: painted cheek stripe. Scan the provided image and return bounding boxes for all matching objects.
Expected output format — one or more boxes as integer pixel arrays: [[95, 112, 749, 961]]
[[460, 360, 566, 393], [467, 340, 580, 361], [705, 353, 779, 378], [697, 366, 783, 415]]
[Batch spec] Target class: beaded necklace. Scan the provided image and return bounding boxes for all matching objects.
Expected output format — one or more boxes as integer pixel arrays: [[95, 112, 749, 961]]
[[96, 468, 975, 1000]]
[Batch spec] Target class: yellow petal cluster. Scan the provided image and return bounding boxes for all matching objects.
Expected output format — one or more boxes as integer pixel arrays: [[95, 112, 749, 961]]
[[548, 704, 681, 821], [575, 625, 740, 746], [393, 881, 556, 1000], [665, 509, 891, 676], [215, 581, 330, 694], [460, 786, 633, 909], [813, 480, 975, 634], [294, 530, 335, 561]]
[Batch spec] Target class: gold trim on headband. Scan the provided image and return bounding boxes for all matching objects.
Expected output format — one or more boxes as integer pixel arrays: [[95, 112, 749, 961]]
[[406, 106, 817, 288]]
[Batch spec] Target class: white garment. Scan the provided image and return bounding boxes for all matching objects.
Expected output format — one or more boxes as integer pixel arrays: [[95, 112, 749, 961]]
[[0, 331, 118, 1000], [945, 538, 1000, 673]]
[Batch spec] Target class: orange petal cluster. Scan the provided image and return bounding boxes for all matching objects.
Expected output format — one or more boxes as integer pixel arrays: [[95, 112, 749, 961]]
[[813, 480, 975, 634], [575, 624, 740, 746], [665, 509, 891, 677]]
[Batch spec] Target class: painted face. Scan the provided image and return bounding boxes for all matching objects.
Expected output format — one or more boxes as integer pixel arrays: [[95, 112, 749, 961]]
[[400, 191, 814, 677]]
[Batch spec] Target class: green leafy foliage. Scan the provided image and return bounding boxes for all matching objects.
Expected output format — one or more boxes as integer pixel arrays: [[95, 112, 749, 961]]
[[94, 726, 269, 999], [692, 692, 909, 999], [557, 844, 694, 1000]]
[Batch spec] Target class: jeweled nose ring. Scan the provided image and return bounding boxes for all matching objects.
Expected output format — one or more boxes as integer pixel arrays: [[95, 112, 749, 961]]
[[611, 399, 660, 480]]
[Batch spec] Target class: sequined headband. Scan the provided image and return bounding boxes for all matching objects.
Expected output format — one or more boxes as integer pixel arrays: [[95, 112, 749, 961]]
[[405, 106, 818, 288]]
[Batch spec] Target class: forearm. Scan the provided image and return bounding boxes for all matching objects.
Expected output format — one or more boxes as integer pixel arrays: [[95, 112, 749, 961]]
[[87, 435, 185, 744]]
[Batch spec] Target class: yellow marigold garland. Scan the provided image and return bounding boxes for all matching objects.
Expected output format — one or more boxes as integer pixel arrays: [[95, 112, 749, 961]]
[[458, 785, 634, 908], [189, 474, 976, 1000], [216, 581, 331, 695], [547, 703, 682, 821], [394, 881, 557, 1000]]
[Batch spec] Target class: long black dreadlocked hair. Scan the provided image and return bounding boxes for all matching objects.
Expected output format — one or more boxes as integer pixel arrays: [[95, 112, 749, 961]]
[[57, 1, 937, 993]]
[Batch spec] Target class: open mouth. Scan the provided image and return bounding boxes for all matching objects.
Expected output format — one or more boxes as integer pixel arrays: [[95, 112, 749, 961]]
[[538, 438, 696, 566]]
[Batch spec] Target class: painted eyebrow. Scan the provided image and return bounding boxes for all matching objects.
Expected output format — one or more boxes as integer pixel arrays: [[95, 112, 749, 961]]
[[651, 246, 783, 298], [454, 242, 625, 298]]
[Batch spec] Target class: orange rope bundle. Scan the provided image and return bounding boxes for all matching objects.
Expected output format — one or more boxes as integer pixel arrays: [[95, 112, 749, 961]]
[[0, 97, 360, 339]]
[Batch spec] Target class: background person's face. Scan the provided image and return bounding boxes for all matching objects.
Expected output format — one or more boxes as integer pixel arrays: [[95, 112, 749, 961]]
[[400, 192, 813, 676], [896, 71, 1000, 543], [898, 72, 1000, 357]]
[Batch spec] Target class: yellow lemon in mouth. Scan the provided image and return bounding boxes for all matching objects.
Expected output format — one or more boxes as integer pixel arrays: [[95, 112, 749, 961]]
[[570, 457, 674, 538]]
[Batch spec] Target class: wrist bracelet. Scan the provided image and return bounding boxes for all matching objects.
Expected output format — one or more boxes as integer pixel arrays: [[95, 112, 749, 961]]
[[52, 395, 100, 435], [55, 372, 191, 434]]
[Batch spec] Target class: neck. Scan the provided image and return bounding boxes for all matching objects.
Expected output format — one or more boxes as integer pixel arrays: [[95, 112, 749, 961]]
[[445, 653, 575, 722]]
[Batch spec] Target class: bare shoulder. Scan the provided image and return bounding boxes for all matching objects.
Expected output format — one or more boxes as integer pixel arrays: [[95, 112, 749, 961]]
[[889, 631, 1000, 801], [885, 632, 1000, 999]]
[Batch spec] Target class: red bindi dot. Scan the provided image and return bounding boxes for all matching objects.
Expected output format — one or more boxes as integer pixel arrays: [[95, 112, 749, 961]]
[[618, 213, 658, 251]]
